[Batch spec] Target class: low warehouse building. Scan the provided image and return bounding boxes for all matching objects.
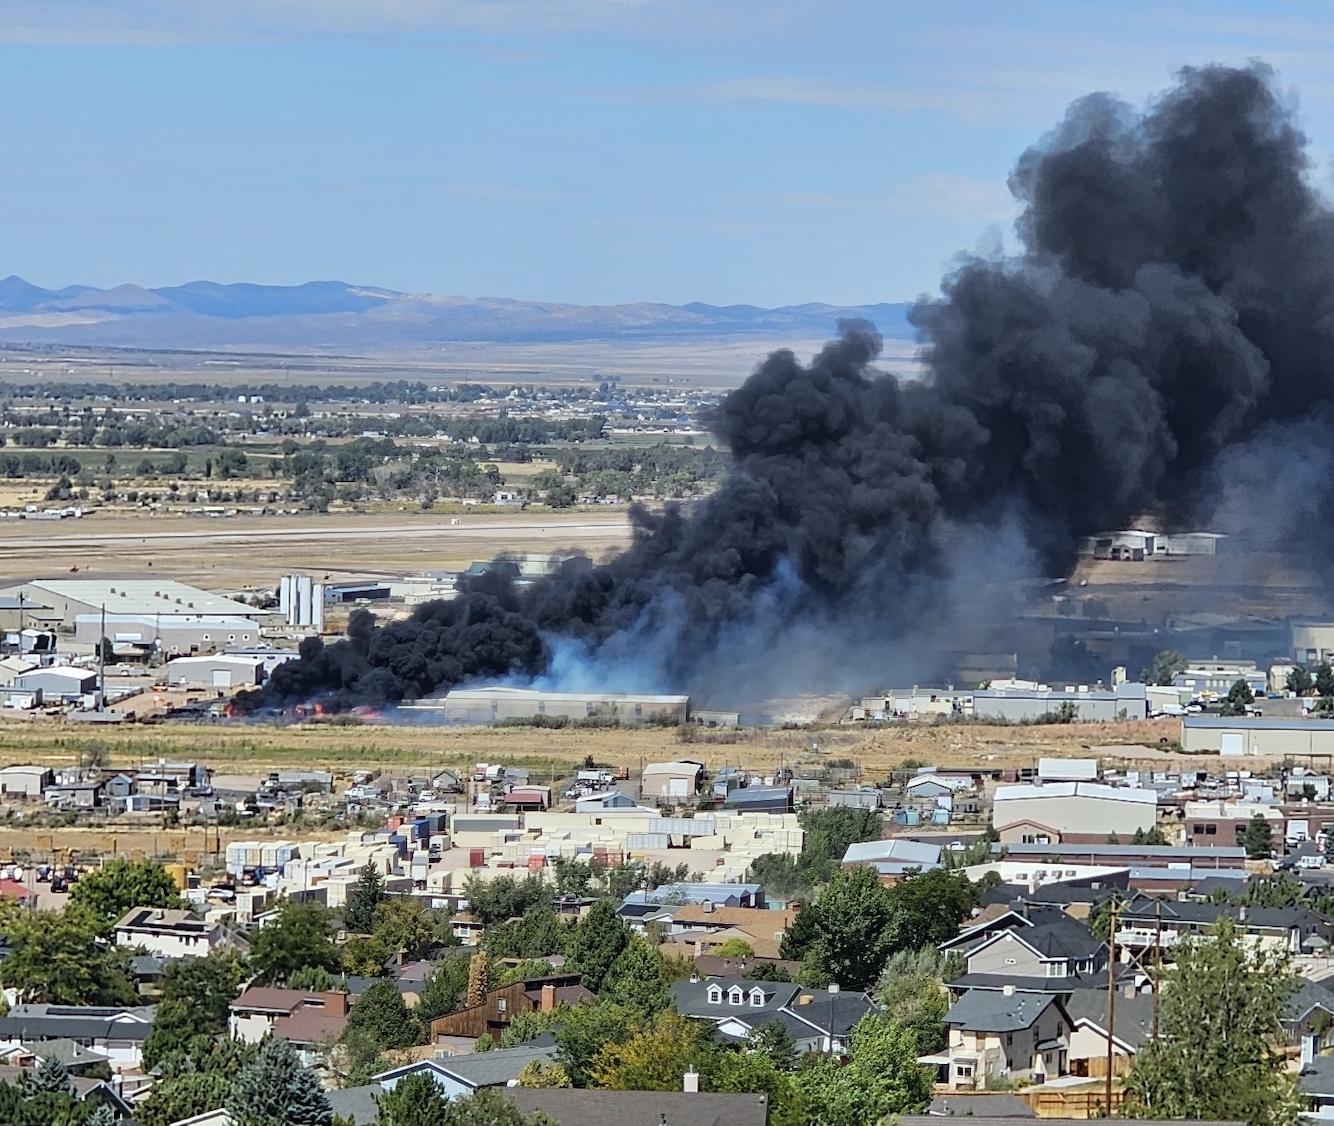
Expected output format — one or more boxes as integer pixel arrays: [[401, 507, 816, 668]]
[[641, 760, 704, 800], [11, 665, 96, 702], [164, 655, 265, 689], [993, 781, 1157, 844], [75, 614, 261, 656], [972, 682, 1148, 723], [1181, 717, 1334, 757], [432, 687, 689, 726], [0, 578, 272, 632]]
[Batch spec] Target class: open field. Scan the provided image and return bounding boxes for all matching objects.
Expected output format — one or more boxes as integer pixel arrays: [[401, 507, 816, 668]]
[[0, 336, 924, 391], [0, 714, 1230, 781], [0, 510, 634, 587]]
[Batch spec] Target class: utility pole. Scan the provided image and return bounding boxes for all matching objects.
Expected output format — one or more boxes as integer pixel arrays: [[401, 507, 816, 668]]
[[97, 602, 106, 711], [1152, 899, 1163, 1041], [1106, 902, 1117, 1116]]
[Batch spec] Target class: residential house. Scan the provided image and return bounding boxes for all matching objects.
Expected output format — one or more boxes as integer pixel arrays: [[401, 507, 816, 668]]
[[620, 883, 765, 912], [0, 1004, 156, 1072], [1114, 895, 1331, 955], [670, 978, 877, 1055], [659, 904, 796, 959], [1286, 979, 1334, 1052], [375, 1044, 559, 1098], [0, 1038, 111, 1076], [925, 988, 1073, 1089], [1064, 987, 1154, 1077], [1301, 1052, 1334, 1123], [113, 907, 225, 959], [229, 987, 350, 1045], [429, 974, 591, 1042], [942, 905, 1104, 991], [273, 997, 351, 1066], [0, 1065, 133, 1118]]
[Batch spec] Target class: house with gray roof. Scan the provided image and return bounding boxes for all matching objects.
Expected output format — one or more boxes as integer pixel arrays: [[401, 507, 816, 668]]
[[374, 1043, 557, 1098], [1063, 987, 1154, 1078], [670, 977, 877, 1055], [923, 988, 1073, 1090], [0, 1003, 156, 1072]]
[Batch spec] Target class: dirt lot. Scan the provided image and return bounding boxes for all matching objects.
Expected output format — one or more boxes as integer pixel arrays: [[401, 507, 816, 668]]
[[0, 714, 1232, 781], [0, 510, 632, 587]]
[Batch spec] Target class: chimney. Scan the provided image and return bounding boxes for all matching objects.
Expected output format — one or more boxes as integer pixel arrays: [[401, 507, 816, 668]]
[[540, 983, 557, 1012], [1002, 984, 1016, 997], [323, 991, 350, 1017], [683, 1067, 699, 1093], [689, 970, 699, 984], [827, 983, 840, 994]]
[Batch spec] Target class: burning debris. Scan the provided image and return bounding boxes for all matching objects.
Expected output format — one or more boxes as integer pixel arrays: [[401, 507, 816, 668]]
[[249, 63, 1334, 711]]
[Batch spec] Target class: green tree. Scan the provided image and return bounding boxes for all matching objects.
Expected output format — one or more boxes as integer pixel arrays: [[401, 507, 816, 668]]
[[250, 899, 340, 984], [748, 1019, 798, 1070], [288, 965, 336, 992], [554, 1001, 635, 1087], [461, 874, 550, 930], [600, 937, 670, 1018], [1145, 650, 1188, 685], [227, 1036, 334, 1126], [143, 952, 246, 1069], [715, 1049, 805, 1126], [796, 1013, 932, 1126], [1221, 679, 1257, 716], [372, 897, 438, 961], [779, 901, 820, 961], [1, 906, 136, 1004], [1287, 666, 1315, 695], [416, 958, 469, 1023], [344, 862, 387, 934], [68, 858, 185, 925], [877, 947, 952, 1054], [1318, 663, 1334, 699], [21, 1056, 72, 1095], [1242, 814, 1275, 859], [138, 1068, 235, 1126], [1132, 825, 1168, 845], [884, 868, 977, 952], [588, 1009, 714, 1091], [344, 980, 419, 1052], [809, 866, 896, 990], [566, 900, 630, 993], [1123, 919, 1301, 1126]]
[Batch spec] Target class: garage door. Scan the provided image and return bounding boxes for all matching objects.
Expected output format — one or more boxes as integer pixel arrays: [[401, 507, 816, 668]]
[[1220, 732, 1243, 757], [212, 670, 233, 688]]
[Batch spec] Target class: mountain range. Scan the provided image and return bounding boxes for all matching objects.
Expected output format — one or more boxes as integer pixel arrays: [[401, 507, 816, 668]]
[[0, 276, 914, 352]]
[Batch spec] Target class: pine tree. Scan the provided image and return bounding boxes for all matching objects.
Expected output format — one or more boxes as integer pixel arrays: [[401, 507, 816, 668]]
[[566, 900, 629, 993], [85, 1105, 118, 1126], [21, 1056, 72, 1096], [601, 937, 670, 1018], [227, 1036, 333, 1126], [343, 862, 386, 934]]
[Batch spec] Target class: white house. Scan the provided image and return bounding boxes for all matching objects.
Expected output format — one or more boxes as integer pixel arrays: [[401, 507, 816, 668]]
[[0, 1004, 155, 1072], [113, 907, 223, 959]]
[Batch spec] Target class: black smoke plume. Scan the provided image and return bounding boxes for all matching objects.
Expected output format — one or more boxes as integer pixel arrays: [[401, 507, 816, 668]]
[[252, 63, 1334, 710]]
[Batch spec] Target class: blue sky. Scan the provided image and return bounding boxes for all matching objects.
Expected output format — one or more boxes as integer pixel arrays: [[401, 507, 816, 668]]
[[5, 1, 1334, 306]]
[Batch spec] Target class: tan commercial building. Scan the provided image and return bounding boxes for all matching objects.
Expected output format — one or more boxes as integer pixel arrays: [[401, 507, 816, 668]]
[[992, 782, 1157, 844], [1180, 717, 1334, 757], [641, 760, 704, 800]]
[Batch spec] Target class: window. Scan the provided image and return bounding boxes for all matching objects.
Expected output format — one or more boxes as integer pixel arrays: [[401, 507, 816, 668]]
[[707, 986, 722, 1005], [728, 987, 744, 1005], [749, 989, 764, 1007], [955, 1064, 974, 1079]]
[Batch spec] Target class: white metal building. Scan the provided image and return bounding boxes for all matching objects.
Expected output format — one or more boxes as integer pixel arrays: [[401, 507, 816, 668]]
[[74, 614, 260, 655], [992, 781, 1157, 843], [0, 579, 272, 631], [429, 686, 690, 726], [11, 665, 96, 701], [164, 655, 265, 689]]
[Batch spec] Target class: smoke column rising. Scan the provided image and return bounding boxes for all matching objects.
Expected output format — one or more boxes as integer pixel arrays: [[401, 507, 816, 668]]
[[253, 63, 1334, 710]]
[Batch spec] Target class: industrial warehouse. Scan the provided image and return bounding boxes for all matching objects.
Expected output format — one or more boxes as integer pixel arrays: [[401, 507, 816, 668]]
[[415, 686, 692, 726]]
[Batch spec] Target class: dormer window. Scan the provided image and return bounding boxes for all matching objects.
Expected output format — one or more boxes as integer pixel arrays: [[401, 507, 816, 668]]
[[728, 987, 744, 1005], [707, 985, 723, 1005], [749, 988, 764, 1007], [1046, 960, 1068, 978]]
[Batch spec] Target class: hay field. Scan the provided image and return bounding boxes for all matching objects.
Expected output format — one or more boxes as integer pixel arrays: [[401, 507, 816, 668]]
[[0, 714, 1220, 781]]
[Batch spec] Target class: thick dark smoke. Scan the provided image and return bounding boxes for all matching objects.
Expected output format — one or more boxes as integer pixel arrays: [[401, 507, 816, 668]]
[[252, 63, 1334, 711]]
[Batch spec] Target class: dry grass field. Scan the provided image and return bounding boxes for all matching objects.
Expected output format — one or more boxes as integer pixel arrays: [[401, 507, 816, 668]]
[[0, 510, 633, 587], [0, 713, 1226, 782]]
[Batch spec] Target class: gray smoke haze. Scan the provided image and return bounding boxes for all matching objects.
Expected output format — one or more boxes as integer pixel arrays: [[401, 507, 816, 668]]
[[250, 62, 1334, 712]]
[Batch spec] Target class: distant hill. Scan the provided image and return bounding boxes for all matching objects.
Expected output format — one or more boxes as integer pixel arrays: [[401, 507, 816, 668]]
[[0, 275, 914, 351]]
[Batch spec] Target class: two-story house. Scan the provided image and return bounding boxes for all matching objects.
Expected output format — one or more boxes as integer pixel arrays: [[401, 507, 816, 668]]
[[429, 974, 592, 1043], [670, 977, 877, 1055], [113, 907, 231, 960], [926, 987, 1073, 1090], [229, 987, 350, 1050]]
